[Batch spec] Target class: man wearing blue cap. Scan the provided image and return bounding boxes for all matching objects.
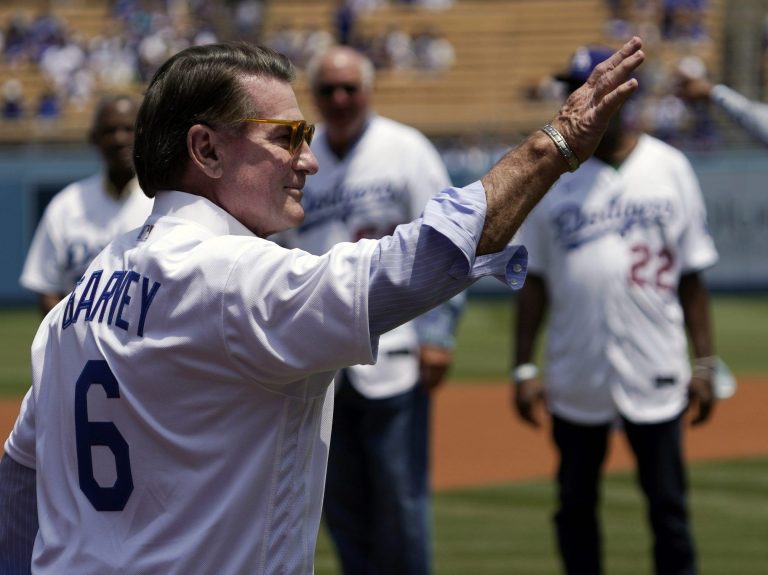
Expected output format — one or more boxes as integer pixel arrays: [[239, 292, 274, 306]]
[[510, 46, 719, 575]]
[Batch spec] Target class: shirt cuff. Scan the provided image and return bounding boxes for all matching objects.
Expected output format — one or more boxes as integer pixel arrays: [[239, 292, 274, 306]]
[[422, 181, 486, 268], [422, 180, 529, 290]]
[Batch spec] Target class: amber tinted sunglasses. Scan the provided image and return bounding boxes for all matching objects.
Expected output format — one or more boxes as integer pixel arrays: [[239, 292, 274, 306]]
[[242, 118, 315, 155]]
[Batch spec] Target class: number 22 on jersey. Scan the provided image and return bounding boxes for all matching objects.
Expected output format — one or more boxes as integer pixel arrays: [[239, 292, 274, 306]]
[[629, 243, 675, 291]]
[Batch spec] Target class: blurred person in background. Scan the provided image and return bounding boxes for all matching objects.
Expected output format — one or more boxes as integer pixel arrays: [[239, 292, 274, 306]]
[[677, 56, 768, 146], [1, 78, 24, 120], [511, 46, 718, 575], [19, 94, 153, 316], [278, 45, 462, 574]]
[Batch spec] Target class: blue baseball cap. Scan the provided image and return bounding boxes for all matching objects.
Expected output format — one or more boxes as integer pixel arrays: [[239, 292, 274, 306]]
[[555, 46, 614, 88]]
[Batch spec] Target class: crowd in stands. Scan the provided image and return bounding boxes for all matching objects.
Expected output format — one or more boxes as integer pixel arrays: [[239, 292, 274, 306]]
[[1, 0, 453, 124], [0, 0, 744, 154], [530, 0, 720, 150], [0, 0, 263, 122], [604, 0, 710, 46], [264, 0, 455, 72], [264, 22, 335, 70], [339, 0, 455, 72], [264, 19, 454, 73]]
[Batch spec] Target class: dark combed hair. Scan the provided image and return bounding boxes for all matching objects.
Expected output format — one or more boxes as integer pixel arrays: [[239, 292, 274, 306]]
[[133, 42, 295, 197]]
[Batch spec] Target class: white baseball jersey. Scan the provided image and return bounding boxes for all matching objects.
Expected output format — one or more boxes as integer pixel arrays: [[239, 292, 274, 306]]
[[520, 134, 718, 424], [5, 182, 526, 574], [10, 190, 377, 575], [279, 115, 452, 399], [20, 173, 153, 295]]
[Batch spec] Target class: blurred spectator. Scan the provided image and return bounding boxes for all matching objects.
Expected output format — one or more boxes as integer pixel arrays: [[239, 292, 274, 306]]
[[112, 0, 140, 21], [1, 78, 24, 120], [88, 34, 137, 88], [67, 67, 97, 111], [137, 24, 173, 80], [335, 0, 356, 45], [677, 58, 768, 146], [604, 0, 635, 41], [265, 21, 306, 67], [662, 0, 709, 42], [318, 0, 375, 44], [282, 45, 461, 575], [232, 0, 264, 40], [39, 34, 87, 97], [2, 13, 28, 65], [397, 0, 454, 7], [383, 24, 415, 69], [302, 25, 334, 66], [419, 0, 455, 8], [348, 0, 386, 11], [26, 8, 68, 63], [20, 94, 152, 316], [33, 83, 61, 138], [646, 92, 690, 145], [670, 55, 718, 148], [512, 46, 718, 575], [36, 85, 60, 120], [413, 26, 454, 72], [631, 0, 663, 47]]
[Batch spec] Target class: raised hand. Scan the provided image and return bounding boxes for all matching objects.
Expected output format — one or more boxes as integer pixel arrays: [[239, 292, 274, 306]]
[[551, 36, 645, 166]]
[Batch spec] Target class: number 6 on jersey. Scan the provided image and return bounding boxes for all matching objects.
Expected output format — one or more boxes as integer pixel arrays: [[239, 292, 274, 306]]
[[74, 360, 134, 511]]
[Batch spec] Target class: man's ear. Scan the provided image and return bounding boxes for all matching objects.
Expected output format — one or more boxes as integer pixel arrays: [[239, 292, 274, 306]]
[[187, 124, 223, 179]]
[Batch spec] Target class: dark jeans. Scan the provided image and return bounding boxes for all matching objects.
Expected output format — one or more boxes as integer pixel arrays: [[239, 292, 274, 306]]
[[552, 414, 696, 575], [323, 371, 431, 575]]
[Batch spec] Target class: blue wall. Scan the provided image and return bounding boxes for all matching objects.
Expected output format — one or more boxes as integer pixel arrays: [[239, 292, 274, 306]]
[[0, 145, 766, 305], [0, 145, 102, 305]]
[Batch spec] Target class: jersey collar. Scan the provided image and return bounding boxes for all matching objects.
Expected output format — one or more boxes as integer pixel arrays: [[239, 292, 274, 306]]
[[149, 190, 255, 237]]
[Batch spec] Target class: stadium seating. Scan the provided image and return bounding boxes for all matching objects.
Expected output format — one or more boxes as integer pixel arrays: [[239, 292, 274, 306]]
[[0, 0, 123, 142], [0, 0, 725, 143]]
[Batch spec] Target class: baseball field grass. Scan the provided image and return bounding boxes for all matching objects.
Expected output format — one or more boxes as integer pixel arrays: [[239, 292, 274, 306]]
[[312, 457, 768, 574], [449, 294, 768, 379], [1, 295, 766, 574], [2, 294, 766, 395]]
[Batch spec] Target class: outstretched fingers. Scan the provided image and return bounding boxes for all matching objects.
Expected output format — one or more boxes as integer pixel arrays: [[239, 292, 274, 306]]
[[588, 37, 645, 115], [588, 37, 645, 98], [552, 37, 644, 164], [597, 76, 640, 119]]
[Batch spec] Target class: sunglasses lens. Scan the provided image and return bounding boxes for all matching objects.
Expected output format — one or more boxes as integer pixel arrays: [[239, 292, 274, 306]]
[[304, 123, 315, 146], [291, 122, 304, 152], [289, 122, 314, 154]]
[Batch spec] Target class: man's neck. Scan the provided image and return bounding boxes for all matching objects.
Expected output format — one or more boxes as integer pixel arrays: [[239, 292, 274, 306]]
[[326, 133, 355, 159], [105, 171, 134, 199], [325, 116, 370, 160], [595, 132, 640, 168]]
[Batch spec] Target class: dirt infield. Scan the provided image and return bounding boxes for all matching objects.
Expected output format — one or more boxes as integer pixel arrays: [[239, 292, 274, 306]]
[[431, 376, 768, 490], [1, 377, 766, 491]]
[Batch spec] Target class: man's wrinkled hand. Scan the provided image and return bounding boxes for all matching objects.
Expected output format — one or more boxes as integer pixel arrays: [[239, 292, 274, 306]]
[[552, 36, 645, 164]]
